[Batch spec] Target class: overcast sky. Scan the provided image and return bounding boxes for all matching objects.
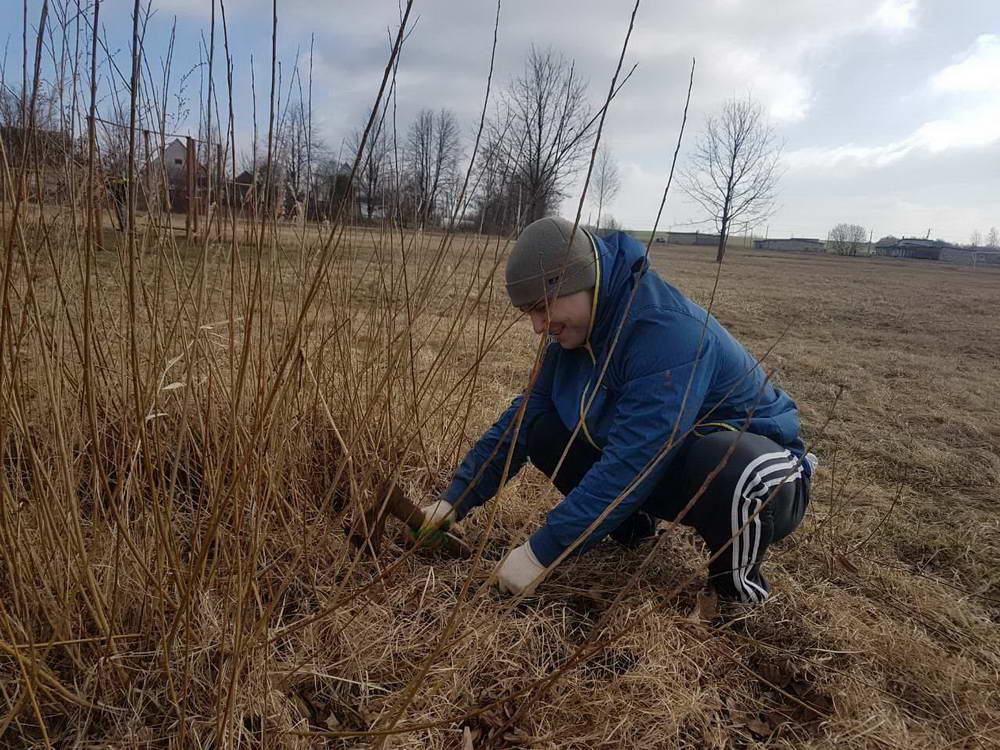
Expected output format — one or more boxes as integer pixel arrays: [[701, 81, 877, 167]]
[[12, 0, 1000, 242]]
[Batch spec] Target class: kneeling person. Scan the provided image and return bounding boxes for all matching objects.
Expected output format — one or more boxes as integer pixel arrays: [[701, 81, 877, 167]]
[[421, 216, 815, 603]]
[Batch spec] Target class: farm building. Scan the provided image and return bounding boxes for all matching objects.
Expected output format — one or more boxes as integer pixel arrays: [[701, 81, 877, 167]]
[[873, 238, 999, 266], [874, 237, 950, 260], [940, 246, 1000, 266], [658, 231, 721, 246], [753, 237, 826, 253]]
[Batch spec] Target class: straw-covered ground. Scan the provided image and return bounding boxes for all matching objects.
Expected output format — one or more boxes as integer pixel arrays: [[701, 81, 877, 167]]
[[1, 219, 998, 749]]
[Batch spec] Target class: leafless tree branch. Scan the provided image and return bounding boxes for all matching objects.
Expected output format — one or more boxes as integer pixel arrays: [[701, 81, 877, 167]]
[[681, 95, 781, 262]]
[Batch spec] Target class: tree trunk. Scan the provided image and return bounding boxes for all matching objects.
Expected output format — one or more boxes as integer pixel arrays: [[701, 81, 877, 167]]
[[716, 215, 729, 263]]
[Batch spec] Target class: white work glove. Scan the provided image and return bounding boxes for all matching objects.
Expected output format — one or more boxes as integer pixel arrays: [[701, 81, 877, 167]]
[[496, 541, 547, 596], [416, 499, 456, 544]]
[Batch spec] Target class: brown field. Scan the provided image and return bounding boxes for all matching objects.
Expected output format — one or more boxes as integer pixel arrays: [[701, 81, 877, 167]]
[[1, 218, 998, 749]]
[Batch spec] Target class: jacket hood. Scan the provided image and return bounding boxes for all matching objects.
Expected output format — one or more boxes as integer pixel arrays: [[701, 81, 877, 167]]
[[587, 231, 650, 348]]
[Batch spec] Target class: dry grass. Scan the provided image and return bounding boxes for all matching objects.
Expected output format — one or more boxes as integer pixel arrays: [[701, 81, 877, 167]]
[[7, 4, 995, 746], [2, 209, 998, 749]]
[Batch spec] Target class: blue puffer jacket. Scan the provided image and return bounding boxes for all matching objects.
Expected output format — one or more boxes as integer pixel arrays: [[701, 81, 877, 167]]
[[444, 229, 806, 566]]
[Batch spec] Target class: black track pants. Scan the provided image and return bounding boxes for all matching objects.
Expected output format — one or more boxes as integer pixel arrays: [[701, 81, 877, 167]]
[[525, 411, 810, 603]]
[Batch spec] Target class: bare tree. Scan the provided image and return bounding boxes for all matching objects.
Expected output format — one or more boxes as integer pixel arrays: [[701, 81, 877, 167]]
[[405, 108, 461, 228], [349, 124, 390, 221], [472, 128, 520, 234], [0, 82, 75, 168], [484, 45, 592, 232], [829, 222, 867, 256], [435, 142, 465, 225], [312, 156, 353, 221], [987, 227, 998, 249], [591, 143, 620, 234], [681, 96, 781, 262], [601, 214, 622, 232], [431, 109, 462, 223], [0, 84, 25, 129], [0, 81, 66, 132], [969, 229, 982, 248], [275, 103, 328, 216]]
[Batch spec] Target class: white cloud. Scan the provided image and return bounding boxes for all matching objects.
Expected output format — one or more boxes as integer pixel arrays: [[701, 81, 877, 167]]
[[785, 99, 1000, 172], [683, 1, 922, 125], [917, 35, 1000, 151], [787, 32, 1000, 172], [912, 102, 1000, 151], [870, 0, 918, 34], [784, 141, 912, 171], [709, 49, 813, 124], [763, 74, 813, 124], [930, 34, 1000, 93]]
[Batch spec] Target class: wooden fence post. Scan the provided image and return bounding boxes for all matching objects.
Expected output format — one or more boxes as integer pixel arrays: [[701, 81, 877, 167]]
[[216, 147, 224, 241], [94, 182, 105, 250], [186, 136, 195, 241], [142, 129, 152, 224]]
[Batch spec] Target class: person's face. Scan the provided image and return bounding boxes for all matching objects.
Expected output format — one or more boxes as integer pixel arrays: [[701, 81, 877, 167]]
[[519, 289, 594, 349]]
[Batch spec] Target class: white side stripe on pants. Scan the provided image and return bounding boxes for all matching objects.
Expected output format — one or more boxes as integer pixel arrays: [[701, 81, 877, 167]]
[[730, 451, 802, 603], [742, 470, 802, 600]]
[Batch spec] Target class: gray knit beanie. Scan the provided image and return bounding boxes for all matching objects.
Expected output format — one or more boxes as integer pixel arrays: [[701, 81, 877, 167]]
[[505, 216, 597, 308]]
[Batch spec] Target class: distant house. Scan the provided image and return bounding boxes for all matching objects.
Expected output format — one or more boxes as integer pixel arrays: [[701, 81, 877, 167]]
[[753, 237, 826, 253], [141, 138, 208, 213], [231, 169, 257, 204], [144, 138, 199, 181]]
